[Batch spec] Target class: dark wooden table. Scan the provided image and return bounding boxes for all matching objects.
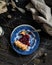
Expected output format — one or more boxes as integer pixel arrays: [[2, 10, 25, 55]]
[[0, 0, 52, 65]]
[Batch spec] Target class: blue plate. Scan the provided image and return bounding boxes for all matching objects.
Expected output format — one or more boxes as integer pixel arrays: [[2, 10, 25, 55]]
[[10, 24, 40, 55]]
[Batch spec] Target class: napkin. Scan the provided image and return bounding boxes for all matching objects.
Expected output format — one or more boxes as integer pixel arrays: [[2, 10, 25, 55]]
[[11, 0, 25, 13], [0, 1, 7, 14], [26, 0, 52, 36]]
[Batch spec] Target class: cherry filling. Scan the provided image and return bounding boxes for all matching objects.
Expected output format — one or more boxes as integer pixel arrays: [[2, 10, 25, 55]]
[[19, 34, 30, 46]]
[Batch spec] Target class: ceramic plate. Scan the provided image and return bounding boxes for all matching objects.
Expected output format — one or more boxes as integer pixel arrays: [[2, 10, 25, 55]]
[[10, 24, 40, 55]]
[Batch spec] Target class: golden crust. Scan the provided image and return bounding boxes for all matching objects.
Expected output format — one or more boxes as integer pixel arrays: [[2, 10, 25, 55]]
[[20, 31, 26, 35], [14, 40, 28, 50]]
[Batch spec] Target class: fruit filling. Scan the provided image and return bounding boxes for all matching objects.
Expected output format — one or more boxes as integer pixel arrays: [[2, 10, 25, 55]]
[[19, 34, 30, 46]]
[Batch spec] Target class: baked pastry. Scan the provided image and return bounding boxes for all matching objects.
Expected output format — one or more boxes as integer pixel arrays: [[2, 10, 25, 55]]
[[20, 30, 26, 35], [14, 40, 28, 50]]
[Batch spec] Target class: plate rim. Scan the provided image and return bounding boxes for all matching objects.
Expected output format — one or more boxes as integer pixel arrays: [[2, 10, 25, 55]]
[[10, 24, 40, 55]]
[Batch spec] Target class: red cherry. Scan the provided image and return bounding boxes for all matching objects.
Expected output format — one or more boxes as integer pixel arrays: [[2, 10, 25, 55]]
[[19, 34, 30, 46]]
